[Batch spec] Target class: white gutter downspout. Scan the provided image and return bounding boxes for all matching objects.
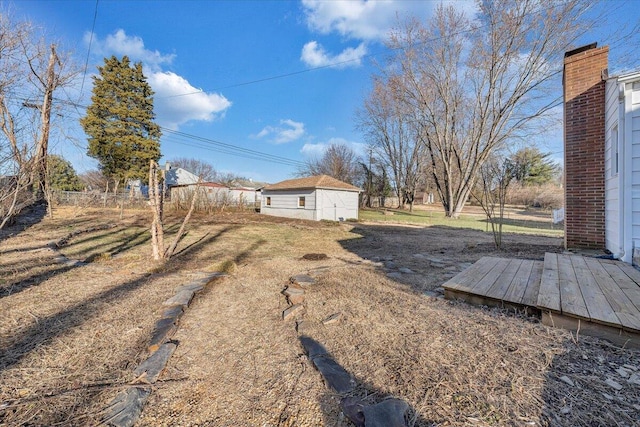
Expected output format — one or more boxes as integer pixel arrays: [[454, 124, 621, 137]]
[[614, 81, 626, 261]]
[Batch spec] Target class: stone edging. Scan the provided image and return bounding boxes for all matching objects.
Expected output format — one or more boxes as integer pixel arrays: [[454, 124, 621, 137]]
[[281, 270, 410, 426], [101, 272, 226, 426]]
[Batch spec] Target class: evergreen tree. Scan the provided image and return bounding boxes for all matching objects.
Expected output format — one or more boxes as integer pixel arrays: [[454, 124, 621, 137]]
[[509, 147, 559, 186], [80, 56, 161, 190], [47, 155, 83, 191]]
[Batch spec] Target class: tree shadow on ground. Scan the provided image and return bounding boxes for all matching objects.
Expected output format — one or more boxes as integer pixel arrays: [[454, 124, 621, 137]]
[[0, 224, 168, 298], [480, 216, 561, 231], [300, 336, 435, 427], [0, 201, 48, 241], [0, 225, 236, 374]]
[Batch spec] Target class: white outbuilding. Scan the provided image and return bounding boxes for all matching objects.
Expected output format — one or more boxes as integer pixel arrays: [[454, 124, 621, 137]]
[[261, 175, 360, 221]]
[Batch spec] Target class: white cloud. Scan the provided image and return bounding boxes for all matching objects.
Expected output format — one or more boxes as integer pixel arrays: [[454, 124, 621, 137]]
[[301, 0, 401, 41], [147, 71, 231, 130], [301, 137, 367, 158], [301, 0, 478, 41], [254, 119, 305, 144], [85, 30, 231, 130], [85, 29, 175, 70], [301, 41, 367, 68]]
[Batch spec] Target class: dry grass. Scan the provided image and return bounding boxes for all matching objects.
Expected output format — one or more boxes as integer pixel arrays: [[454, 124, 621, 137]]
[[0, 206, 638, 426]]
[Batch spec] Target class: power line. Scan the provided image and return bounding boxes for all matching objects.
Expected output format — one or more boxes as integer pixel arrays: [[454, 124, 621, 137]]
[[79, 0, 99, 97], [52, 98, 306, 168]]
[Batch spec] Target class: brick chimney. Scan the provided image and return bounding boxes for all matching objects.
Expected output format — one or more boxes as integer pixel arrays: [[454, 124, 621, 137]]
[[563, 43, 608, 250]]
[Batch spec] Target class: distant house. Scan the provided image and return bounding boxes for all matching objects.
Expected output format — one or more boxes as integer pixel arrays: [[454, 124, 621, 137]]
[[563, 43, 640, 265], [164, 163, 200, 187], [170, 181, 260, 208], [261, 175, 360, 221]]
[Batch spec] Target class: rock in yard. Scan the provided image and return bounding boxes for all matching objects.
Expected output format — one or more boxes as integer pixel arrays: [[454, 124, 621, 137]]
[[362, 398, 409, 427], [283, 304, 305, 321], [283, 285, 305, 296], [628, 373, 640, 386], [148, 318, 178, 352], [616, 367, 630, 378], [102, 386, 151, 427], [161, 305, 184, 320], [287, 294, 305, 305], [559, 376, 574, 387], [133, 342, 177, 384], [176, 283, 204, 293], [605, 378, 623, 391], [387, 272, 403, 280], [290, 274, 316, 286], [398, 267, 414, 274], [322, 313, 343, 326], [163, 289, 195, 307], [384, 261, 397, 270]]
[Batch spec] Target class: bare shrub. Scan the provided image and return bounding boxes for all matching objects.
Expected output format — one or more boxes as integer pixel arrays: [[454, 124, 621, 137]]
[[507, 183, 563, 209]]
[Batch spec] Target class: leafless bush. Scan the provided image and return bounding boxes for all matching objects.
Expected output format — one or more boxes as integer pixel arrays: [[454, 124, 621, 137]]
[[507, 183, 563, 209]]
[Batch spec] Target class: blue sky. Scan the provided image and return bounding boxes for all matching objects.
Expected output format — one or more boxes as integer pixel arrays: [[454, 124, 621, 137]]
[[10, 0, 640, 183]]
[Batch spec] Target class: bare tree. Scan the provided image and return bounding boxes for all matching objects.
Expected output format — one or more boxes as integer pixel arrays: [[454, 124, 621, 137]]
[[378, 1, 593, 217], [0, 13, 77, 225], [79, 170, 110, 191], [358, 77, 427, 211], [298, 142, 361, 185], [149, 160, 201, 260], [473, 155, 515, 249], [168, 157, 217, 181]]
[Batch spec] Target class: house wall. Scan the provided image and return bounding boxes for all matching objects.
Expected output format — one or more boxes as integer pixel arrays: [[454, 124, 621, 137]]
[[563, 45, 608, 249], [315, 189, 359, 221], [629, 80, 640, 262], [604, 74, 640, 264], [604, 79, 620, 254], [260, 189, 316, 221]]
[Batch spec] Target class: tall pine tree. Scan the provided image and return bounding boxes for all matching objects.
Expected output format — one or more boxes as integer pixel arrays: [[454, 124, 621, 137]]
[[81, 56, 161, 190]]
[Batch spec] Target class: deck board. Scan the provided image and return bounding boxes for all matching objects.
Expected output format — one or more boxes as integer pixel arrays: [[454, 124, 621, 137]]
[[595, 261, 640, 330], [469, 258, 512, 297], [485, 259, 523, 301], [537, 253, 561, 312], [441, 257, 499, 292], [558, 254, 590, 319], [502, 259, 535, 305], [521, 260, 543, 307], [571, 256, 619, 326], [442, 253, 640, 347]]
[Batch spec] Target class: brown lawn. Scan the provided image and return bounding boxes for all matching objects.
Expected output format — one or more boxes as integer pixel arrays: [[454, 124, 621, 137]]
[[0, 206, 638, 426]]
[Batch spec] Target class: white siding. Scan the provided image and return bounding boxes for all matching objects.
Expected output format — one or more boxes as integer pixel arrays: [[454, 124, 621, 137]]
[[631, 81, 640, 257], [604, 79, 620, 253], [315, 189, 359, 221], [261, 188, 359, 221], [261, 189, 316, 221]]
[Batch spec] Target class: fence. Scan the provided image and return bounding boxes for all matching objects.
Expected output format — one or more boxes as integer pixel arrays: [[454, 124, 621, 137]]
[[52, 191, 149, 209]]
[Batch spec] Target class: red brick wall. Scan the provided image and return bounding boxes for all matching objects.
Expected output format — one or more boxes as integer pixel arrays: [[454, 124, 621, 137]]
[[563, 45, 608, 249]]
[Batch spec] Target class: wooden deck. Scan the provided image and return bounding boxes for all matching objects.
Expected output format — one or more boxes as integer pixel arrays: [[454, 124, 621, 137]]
[[443, 253, 640, 348]]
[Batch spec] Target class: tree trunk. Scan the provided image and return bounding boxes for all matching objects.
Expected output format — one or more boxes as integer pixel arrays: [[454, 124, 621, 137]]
[[31, 45, 58, 203]]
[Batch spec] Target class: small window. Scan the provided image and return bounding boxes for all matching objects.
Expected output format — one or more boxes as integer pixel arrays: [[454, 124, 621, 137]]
[[266, 196, 271, 206], [298, 196, 305, 208]]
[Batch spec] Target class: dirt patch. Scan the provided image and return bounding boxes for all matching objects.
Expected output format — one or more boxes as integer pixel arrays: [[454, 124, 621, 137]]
[[0, 207, 638, 426], [342, 223, 563, 293]]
